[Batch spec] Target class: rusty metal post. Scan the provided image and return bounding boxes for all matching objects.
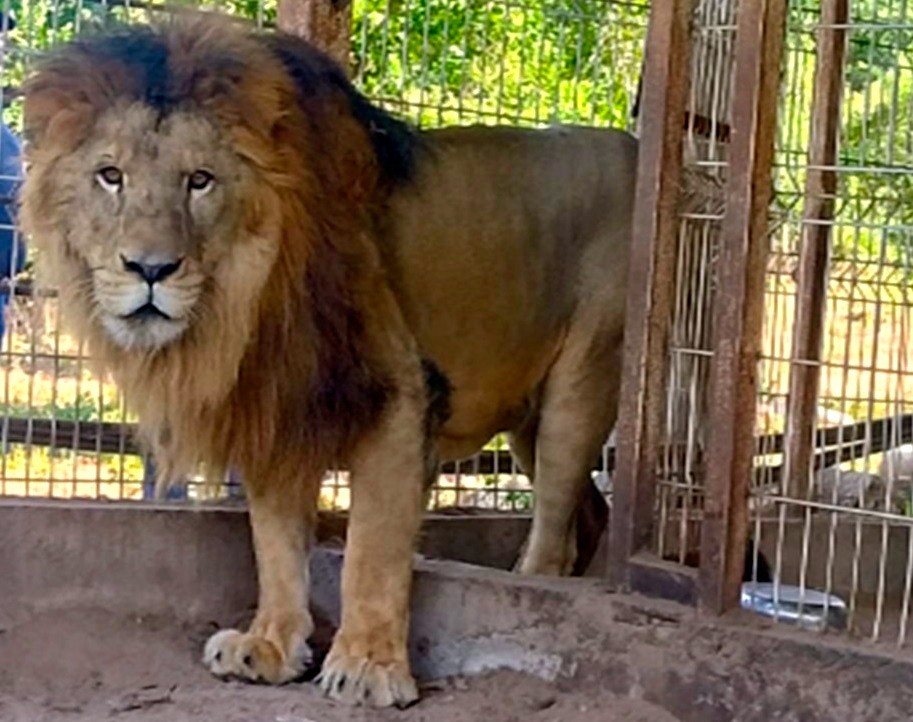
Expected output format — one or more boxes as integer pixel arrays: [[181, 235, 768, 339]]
[[609, 0, 694, 591], [783, 0, 848, 503], [277, 0, 352, 74], [699, 0, 788, 614]]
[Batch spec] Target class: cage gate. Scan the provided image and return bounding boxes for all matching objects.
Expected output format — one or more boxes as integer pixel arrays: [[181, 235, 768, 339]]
[[609, 0, 788, 613], [613, 0, 913, 652]]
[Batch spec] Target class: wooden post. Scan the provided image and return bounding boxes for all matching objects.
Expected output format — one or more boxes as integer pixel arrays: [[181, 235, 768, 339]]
[[783, 0, 849, 503], [609, 0, 694, 593], [655, 0, 735, 568], [277, 0, 353, 74], [699, 0, 788, 613]]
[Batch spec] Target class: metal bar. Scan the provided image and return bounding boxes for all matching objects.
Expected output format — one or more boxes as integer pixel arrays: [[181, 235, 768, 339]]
[[0, 418, 583, 478], [277, 0, 352, 74], [758, 495, 913, 525], [2, 417, 135, 456], [633, 72, 732, 141], [6, 409, 913, 477], [699, 0, 788, 614], [609, 0, 693, 587], [783, 0, 849, 503]]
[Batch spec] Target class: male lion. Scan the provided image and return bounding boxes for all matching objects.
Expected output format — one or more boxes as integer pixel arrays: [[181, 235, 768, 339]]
[[20, 15, 636, 708]]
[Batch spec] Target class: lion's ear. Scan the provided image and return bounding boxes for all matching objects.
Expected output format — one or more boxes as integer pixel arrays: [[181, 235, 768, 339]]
[[23, 71, 97, 155], [23, 46, 135, 154], [24, 87, 72, 151]]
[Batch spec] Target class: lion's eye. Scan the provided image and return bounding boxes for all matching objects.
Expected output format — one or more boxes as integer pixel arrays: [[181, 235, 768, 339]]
[[187, 170, 215, 194], [96, 165, 124, 191]]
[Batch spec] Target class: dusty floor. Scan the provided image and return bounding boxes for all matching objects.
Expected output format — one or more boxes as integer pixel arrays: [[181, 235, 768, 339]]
[[0, 608, 680, 722]]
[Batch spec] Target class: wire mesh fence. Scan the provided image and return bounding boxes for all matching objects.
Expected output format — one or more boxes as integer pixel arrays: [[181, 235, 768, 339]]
[[654, 0, 731, 566], [0, 0, 648, 510], [754, 0, 913, 649], [636, 0, 913, 650]]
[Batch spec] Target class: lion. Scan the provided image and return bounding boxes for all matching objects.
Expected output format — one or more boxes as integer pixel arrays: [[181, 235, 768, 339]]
[[20, 14, 638, 708]]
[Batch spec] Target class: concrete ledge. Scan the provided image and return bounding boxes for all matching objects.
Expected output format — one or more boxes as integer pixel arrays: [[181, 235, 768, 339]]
[[3, 501, 913, 721], [0, 499, 529, 624], [0, 500, 257, 625], [317, 550, 913, 722]]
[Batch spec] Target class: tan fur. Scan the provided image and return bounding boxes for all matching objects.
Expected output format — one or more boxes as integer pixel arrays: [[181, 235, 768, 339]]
[[20, 14, 641, 707]]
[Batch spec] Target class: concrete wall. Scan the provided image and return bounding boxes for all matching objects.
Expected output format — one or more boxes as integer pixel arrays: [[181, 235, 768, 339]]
[[3, 500, 913, 721], [0, 500, 530, 625]]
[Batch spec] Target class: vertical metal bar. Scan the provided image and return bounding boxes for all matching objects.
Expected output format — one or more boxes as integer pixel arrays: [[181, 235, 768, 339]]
[[610, 0, 693, 588], [699, 0, 788, 614], [277, 0, 353, 74], [783, 0, 848, 503]]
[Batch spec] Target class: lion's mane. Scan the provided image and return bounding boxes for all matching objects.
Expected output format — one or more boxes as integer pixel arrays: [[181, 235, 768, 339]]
[[20, 15, 421, 488]]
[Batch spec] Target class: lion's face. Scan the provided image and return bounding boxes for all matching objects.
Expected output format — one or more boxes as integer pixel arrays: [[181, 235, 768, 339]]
[[39, 102, 255, 350]]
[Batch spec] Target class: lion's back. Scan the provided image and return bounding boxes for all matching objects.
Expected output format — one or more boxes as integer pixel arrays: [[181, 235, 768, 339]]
[[381, 124, 637, 350], [377, 125, 638, 446]]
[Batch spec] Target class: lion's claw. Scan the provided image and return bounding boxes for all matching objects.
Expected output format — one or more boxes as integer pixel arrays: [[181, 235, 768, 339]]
[[318, 651, 418, 708], [203, 628, 311, 685]]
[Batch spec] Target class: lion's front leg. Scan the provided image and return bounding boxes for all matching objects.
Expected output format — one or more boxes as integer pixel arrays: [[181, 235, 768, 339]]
[[204, 479, 318, 684], [319, 394, 427, 708]]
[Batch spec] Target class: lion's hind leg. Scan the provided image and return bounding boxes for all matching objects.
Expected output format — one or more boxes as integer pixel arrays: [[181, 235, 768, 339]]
[[509, 408, 611, 577], [516, 327, 621, 577], [203, 476, 318, 685]]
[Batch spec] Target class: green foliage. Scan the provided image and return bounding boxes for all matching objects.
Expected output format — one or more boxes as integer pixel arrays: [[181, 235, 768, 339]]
[[1, 391, 122, 422], [0, 0, 648, 137], [778, 2, 913, 267], [504, 489, 533, 510], [351, 0, 647, 128]]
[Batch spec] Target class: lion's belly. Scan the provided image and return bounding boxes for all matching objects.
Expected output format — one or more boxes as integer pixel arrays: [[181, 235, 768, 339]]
[[435, 404, 518, 464], [430, 335, 563, 463], [435, 393, 513, 462]]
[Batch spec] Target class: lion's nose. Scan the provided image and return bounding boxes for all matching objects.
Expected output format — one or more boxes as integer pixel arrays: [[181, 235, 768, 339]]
[[120, 255, 184, 284]]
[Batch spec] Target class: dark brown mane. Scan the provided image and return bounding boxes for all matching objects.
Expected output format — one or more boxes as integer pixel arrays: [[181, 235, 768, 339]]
[[21, 15, 421, 486]]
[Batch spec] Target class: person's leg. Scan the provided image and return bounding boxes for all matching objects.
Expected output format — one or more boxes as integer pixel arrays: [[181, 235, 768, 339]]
[[0, 292, 9, 349]]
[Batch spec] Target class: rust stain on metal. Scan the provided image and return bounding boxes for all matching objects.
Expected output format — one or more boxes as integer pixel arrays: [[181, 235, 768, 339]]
[[699, 0, 789, 615], [783, 0, 849, 505], [610, 0, 694, 588]]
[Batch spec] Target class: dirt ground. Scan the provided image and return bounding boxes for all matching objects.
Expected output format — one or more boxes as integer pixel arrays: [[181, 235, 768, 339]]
[[0, 607, 680, 722]]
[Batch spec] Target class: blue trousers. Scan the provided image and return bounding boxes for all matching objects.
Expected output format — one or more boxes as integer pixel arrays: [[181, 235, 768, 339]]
[[0, 292, 8, 348]]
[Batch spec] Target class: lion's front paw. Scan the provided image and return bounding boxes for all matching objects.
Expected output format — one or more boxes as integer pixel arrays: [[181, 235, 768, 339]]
[[203, 628, 311, 685], [318, 644, 418, 708]]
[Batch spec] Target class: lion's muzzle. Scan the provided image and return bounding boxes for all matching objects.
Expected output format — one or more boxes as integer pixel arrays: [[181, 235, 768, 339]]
[[118, 253, 185, 320], [93, 252, 204, 351]]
